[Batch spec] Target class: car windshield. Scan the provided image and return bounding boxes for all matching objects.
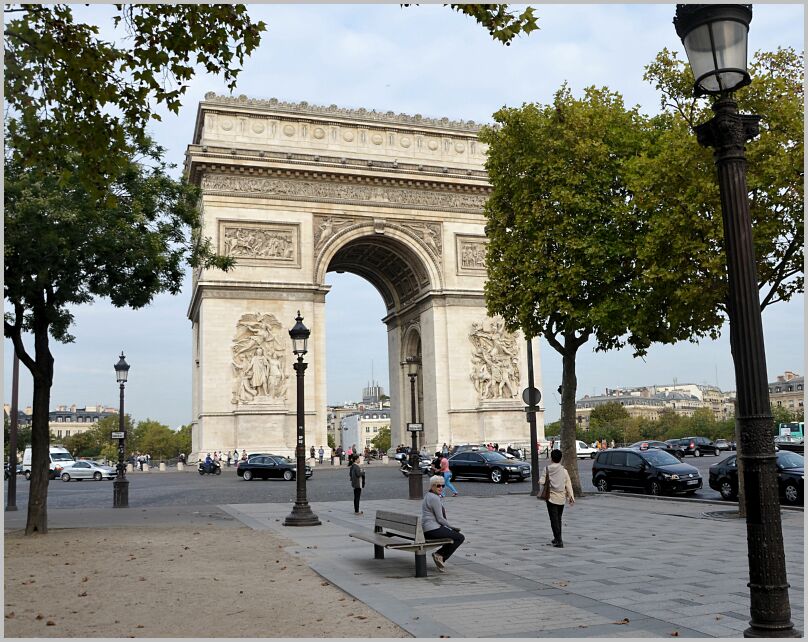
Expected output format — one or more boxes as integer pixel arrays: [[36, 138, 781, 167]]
[[480, 452, 509, 462], [51, 453, 74, 461], [641, 449, 681, 466], [777, 452, 804, 469]]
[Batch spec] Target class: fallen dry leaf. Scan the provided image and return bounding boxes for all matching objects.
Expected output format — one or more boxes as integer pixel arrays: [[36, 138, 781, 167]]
[[78, 592, 87, 597], [46, 620, 55, 626], [613, 618, 630, 625], [6, 612, 15, 619], [35, 614, 44, 620], [82, 577, 89, 582], [671, 632, 680, 637]]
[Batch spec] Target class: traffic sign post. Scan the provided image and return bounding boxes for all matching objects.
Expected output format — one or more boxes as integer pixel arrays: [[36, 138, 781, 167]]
[[111, 431, 125, 440], [406, 423, 424, 432]]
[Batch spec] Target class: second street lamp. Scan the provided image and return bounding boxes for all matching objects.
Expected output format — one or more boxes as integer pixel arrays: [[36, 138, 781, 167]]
[[405, 356, 423, 500], [674, 4, 798, 638], [283, 312, 320, 527], [113, 352, 130, 509]]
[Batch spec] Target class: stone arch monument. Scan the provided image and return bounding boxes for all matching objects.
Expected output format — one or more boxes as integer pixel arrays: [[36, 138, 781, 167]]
[[186, 94, 545, 458]]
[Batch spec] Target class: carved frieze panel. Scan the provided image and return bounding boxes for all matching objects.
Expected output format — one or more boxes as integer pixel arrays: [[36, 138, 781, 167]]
[[469, 317, 520, 400], [218, 220, 300, 268], [313, 215, 355, 252], [401, 222, 442, 256], [231, 313, 288, 405], [456, 234, 488, 275], [201, 173, 486, 213]]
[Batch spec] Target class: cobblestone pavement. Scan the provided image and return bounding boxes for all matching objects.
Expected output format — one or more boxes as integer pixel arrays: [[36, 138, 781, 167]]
[[223, 493, 804, 638]]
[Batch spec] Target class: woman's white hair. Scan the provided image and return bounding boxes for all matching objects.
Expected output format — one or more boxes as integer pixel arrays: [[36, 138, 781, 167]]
[[429, 475, 444, 486]]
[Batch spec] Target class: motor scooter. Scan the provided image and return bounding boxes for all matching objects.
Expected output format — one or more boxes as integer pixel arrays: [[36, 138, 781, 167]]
[[399, 457, 432, 477], [198, 460, 222, 475]]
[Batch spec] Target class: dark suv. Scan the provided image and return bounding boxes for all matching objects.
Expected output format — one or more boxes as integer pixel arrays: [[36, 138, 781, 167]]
[[592, 447, 702, 496], [676, 436, 720, 457]]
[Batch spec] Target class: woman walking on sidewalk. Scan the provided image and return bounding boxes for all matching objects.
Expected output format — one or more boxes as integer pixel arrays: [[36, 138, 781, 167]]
[[348, 454, 365, 515], [541, 449, 575, 547], [438, 453, 459, 496]]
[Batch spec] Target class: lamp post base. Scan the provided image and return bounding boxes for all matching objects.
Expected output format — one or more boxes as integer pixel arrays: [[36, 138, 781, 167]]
[[113, 478, 129, 508], [283, 502, 321, 527], [408, 471, 424, 500], [744, 622, 801, 638]]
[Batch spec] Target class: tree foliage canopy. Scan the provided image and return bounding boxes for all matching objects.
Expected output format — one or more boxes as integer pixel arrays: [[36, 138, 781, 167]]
[[4, 4, 266, 194], [636, 47, 804, 313]]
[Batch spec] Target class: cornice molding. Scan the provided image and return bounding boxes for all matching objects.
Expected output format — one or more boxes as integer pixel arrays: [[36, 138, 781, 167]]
[[202, 93, 483, 133]]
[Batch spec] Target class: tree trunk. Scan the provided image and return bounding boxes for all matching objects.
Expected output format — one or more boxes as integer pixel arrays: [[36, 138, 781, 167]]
[[560, 336, 582, 496], [25, 319, 54, 535]]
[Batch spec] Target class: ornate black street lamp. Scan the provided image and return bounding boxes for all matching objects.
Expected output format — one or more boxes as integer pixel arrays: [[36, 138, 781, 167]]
[[113, 352, 130, 508], [674, 5, 798, 638], [405, 355, 423, 500], [284, 312, 320, 526]]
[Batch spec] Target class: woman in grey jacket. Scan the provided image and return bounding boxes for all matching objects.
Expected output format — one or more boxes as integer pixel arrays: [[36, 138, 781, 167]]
[[421, 475, 464, 571], [348, 454, 365, 515]]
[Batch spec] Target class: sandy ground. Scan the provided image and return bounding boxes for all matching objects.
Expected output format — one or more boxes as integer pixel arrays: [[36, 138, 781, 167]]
[[4, 523, 409, 638]]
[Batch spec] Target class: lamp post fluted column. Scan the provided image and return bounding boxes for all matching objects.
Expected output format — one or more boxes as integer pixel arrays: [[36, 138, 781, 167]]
[[406, 356, 423, 500], [113, 352, 130, 508], [695, 98, 795, 638], [284, 312, 320, 527]]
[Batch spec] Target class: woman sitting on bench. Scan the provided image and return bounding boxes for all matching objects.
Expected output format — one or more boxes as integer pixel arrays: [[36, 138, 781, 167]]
[[421, 475, 465, 572]]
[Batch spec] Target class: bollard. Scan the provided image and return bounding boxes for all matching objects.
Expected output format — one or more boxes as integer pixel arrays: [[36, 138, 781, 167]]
[[309, 458, 316, 468], [177, 462, 184, 472], [159, 462, 166, 472], [126, 463, 134, 473], [382, 455, 389, 464], [143, 463, 150, 473]]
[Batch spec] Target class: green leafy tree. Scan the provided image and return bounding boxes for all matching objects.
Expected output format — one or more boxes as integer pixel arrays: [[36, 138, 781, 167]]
[[131, 419, 177, 460], [635, 48, 803, 317], [589, 402, 631, 432], [175, 424, 193, 458], [4, 4, 264, 537], [481, 86, 664, 494], [327, 434, 336, 450], [370, 427, 392, 453], [656, 409, 685, 440]]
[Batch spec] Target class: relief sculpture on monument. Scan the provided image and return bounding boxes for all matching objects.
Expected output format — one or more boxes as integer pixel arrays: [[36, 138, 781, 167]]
[[231, 313, 288, 404], [469, 318, 520, 400], [223, 225, 295, 260]]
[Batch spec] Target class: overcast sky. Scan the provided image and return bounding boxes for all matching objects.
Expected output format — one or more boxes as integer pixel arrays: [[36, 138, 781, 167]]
[[4, 4, 804, 428]]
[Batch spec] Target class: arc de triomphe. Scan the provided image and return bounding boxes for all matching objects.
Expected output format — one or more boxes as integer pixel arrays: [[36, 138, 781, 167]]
[[186, 93, 544, 458]]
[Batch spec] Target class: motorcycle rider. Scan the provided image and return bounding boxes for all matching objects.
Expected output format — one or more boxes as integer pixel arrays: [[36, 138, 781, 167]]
[[204, 453, 213, 474]]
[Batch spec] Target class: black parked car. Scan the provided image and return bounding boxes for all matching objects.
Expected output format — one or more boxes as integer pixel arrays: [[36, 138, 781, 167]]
[[709, 451, 803, 505], [713, 439, 735, 451], [675, 436, 720, 457], [236, 455, 312, 481], [448, 451, 530, 483], [629, 440, 685, 459], [592, 447, 702, 496]]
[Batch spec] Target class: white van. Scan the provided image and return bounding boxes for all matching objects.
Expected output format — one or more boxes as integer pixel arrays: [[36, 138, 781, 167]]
[[551, 439, 599, 459], [22, 446, 76, 480]]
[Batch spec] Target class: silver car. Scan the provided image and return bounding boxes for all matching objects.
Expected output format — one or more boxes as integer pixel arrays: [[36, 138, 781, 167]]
[[60, 460, 116, 482]]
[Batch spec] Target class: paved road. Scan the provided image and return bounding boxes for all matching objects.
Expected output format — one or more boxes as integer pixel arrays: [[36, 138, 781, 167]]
[[4, 454, 738, 510]]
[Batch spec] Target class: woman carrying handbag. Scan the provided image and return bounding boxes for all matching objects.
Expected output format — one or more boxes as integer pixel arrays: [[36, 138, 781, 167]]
[[538, 449, 575, 547]]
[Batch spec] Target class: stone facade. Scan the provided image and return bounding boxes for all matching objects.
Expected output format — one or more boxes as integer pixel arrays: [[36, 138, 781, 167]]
[[186, 94, 544, 458]]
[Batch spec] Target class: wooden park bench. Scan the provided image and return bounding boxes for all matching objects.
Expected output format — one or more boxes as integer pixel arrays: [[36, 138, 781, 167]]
[[349, 510, 453, 577]]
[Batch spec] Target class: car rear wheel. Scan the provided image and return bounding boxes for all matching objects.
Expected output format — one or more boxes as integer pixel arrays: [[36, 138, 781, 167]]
[[719, 480, 737, 500], [24, 471, 31, 481], [489, 468, 503, 483], [61, 472, 71, 482], [93, 472, 102, 481], [694, 448, 702, 457], [595, 477, 610, 492], [242, 470, 253, 481], [783, 482, 800, 505], [283, 470, 294, 481], [215, 467, 221, 475], [648, 480, 663, 496]]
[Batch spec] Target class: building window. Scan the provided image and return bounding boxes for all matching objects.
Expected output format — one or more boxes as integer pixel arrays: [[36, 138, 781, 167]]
[[57, 430, 62, 438]]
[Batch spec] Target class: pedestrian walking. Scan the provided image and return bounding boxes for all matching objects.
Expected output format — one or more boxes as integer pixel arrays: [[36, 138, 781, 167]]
[[226, 451, 231, 467], [348, 454, 365, 515], [539, 449, 575, 548], [241, 449, 248, 461], [318, 446, 324, 464], [310, 445, 316, 461], [441, 443, 449, 456], [438, 452, 459, 497], [422, 475, 464, 572], [610, 439, 615, 449]]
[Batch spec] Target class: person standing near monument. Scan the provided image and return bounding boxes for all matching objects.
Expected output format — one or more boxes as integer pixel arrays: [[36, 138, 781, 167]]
[[540, 449, 575, 548], [348, 454, 365, 515], [318, 446, 324, 464]]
